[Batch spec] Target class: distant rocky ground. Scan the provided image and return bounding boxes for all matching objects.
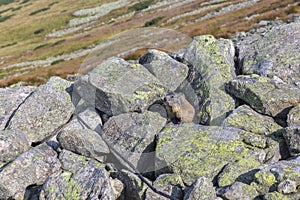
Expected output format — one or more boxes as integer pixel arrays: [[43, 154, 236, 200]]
[[0, 18, 300, 199]]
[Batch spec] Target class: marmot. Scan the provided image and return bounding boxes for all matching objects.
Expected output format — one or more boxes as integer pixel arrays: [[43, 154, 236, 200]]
[[164, 93, 195, 123]]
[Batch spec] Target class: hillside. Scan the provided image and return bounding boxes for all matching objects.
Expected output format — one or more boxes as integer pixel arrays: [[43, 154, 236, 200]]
[[0, 0, 299, 87]]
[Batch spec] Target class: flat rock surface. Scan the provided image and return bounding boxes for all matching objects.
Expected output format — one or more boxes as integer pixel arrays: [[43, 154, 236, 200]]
[[226, 75, 300, 117], [7, 77, 74, 144]]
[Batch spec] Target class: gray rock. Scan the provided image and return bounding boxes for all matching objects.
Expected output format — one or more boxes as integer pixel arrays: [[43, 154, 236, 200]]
[[40, 150, 117, 200], [145, 174, 183, 200], [0, 144, 61, 199], [277, 179, 297, 194], [217, 182, 259, 200], [183, 177, 217, 200], [156, 124, 280, 185], [283, 127, 300, 156], [235, 21, 300, 87], [139, 49, 189, 91], [7, 77, 75, 144], [184, 35, 236, 125], [0, 85, 36, 130], [253, 156, 300, 195], [287, 104, 300, 128], [74, 57, 167, 116], [57, 129, 110, 163], [226, 75, 300, 117], [0, 130, 30, 167], [222, 105, 282, 135], [102, 111, 167, 172]]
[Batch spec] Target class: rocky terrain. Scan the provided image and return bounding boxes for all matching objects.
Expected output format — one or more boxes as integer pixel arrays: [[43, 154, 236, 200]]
[[0, 0, 299, 87], [0, 18, 299, 199]]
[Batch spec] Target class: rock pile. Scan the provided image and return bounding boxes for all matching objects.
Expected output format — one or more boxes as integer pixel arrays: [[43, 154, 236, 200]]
[[0, 19, 300, 200]]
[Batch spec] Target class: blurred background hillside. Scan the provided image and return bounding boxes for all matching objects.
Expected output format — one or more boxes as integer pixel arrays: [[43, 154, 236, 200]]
[[0, 0, 299, 87]]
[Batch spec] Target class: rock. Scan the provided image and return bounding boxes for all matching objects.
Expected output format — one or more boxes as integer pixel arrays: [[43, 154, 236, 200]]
[[145, 174, 183, 200], [74, 57, 167, 116], [283, 127, 300, 156], [217, 182, 259, 200], [222, 105, 281, 135], [263, 192, 292, 200], [226, 75, 300, 117], [139, 49, 189, 91], [183, 177, 217, 200], [102, 111, 167, 172], [7, 77, 74, 144], [277, 179, 297, 194], [75, 99, 103, 132], [40, 150, 117, 200], [156, 124, 280, 185], [235, 21, 300, 87], [0, 144, 61, 199], [184, 35, 236, 125], [57, 129, 110, 163], [0, 130, 30, 167], [253, 157, 300, 195], [287, 104, 300, 128], [0, 85, 36, 130]]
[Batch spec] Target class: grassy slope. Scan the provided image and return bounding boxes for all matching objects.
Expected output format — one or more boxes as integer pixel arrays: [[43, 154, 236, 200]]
[[0, 0, 299, 86]]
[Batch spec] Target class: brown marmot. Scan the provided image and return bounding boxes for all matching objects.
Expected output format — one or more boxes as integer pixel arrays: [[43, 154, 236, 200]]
[[164, 93, 195, 123]]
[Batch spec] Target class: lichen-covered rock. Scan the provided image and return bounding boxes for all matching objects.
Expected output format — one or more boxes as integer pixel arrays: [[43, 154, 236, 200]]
[[235, 21, 300, 87], [287, 104, 300, 128], [0, 144, 61, 200], [217, 182, 259, 200], [184, 35, 236, 125], [102, 111, 166, 172], [222, 105, 281, 135], [183, 177, 217, 200], [57, 129, 110, 163], [7, 77, 74, 144], [252, 157, 300, 196], [139, 49, 189, 91], [0, 86, 36, 130], [283, 127, 300, 156], [145, 174, 183, 200], [0, 130, 30, 167], [156, 124, 280, 185], [226, 75, 300, 117], [74, 57, 167, 116], [40, 150, 117, 200]]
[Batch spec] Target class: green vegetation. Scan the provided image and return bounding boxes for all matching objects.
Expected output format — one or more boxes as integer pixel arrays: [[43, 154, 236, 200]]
[[0, 14, 14, 22], [0, 0, 15, 6], [0, 42, 17, 48], [48, 2, 58, 7], [34, 28, 44, 35], [51, 39, 66, 46], [130, 0, 154, 11], [0, 7, 12, 14], [51, 59, 64, 65], [29, 7, 50, 16], [144, 16, 163, 27], [21, 0, 30, 4], [34, 43, 48, 50], [11, 6, 22, 11]]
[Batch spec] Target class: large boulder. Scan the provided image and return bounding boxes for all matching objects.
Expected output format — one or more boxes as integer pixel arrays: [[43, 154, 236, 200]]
[[0, 144, 61, 200], [183, 177, 217, 200], [74, 57, 167, 116], [57, 129, 110, 163], [226, 75, 300, 117], [156, 124, 280, 185], [139, 49, 189, 91], [102, 111, 167, 172], [6, 77, 75, 144], [0, 86, 36, 130], [222, 105, 281, 135], [217, 182, 259, 200], [184, 35, 236, 125], [235, 21, 300, 87], [283, 127, 300, 157], [40, 150, 118, 200], [0, 130, 30, 167]]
